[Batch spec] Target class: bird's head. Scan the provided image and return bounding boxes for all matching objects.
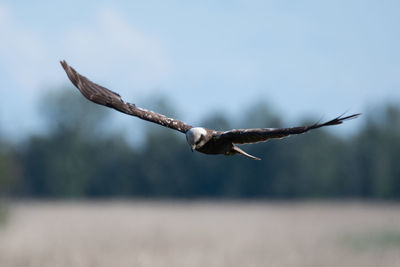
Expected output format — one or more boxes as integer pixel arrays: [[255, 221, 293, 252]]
[[185, 127, 207, 151]]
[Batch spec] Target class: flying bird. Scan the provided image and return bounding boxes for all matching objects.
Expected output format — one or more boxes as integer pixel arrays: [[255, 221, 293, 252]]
[[60, 61, 360, 160]]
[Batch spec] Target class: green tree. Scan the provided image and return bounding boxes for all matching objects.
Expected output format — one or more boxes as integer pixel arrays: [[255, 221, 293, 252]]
[[13, 88, 400, 199]]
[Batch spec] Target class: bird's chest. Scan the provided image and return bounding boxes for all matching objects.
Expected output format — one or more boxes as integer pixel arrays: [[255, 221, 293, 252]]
[[196, 137, 232, 155]]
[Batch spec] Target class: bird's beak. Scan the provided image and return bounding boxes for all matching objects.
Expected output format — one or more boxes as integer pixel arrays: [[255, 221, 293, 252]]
[[191, 145, 196, 152]]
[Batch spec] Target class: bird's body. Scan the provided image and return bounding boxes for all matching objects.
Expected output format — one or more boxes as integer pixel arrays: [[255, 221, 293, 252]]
[[60, 61, 360, 160], [187, 127, 227, 154], [196, 134, 231, 155], [186, 127, 261, 160]]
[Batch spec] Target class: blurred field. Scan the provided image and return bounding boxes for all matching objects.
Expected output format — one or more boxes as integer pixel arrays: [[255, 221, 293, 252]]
[[0, 201, 399, 267]]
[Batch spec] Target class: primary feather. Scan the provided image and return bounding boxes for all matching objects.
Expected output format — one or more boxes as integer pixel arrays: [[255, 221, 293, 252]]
[[219, 113, 360, 145], [60, 60, 192, 133]]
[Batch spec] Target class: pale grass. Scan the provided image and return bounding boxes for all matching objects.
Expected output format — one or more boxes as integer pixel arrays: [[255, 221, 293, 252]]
[[0, 201, 399, 267]]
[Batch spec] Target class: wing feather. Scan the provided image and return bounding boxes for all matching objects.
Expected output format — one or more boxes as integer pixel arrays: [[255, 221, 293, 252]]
[[60, 60, 192, 133], [219, 113, 360, 144]]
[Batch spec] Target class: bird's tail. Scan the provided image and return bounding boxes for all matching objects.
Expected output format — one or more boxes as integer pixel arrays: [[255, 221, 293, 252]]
[[232, 146, 261, 160]]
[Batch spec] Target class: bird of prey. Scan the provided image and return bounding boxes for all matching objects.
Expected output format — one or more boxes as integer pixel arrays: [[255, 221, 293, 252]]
[[60, 61, 360, 160]]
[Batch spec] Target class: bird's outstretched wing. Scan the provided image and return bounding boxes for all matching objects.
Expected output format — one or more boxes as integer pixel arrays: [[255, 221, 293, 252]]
[[219, 113, 360, 144], [60, 61, 192, 133]]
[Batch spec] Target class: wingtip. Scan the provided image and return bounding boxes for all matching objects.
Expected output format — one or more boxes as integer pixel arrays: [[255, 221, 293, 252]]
[[60, 60, 68, 70], [323, 112, 361, 127], [338, 113, 361, 122]]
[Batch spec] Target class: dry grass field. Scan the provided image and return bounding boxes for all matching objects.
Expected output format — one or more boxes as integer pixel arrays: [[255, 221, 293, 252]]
[[0, 201, 399, 267]]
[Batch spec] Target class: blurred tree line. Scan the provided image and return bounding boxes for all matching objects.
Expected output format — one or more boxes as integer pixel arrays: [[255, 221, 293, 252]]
[[0, 89, 399, 199]]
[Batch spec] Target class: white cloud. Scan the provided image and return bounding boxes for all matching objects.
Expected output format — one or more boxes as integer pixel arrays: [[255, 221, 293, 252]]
[[63, 7, 172, 94], [0, 3, 48, 92], [0, 4, 171, 95], [0, 3, 172, 139], [0, 3, 10, 24]]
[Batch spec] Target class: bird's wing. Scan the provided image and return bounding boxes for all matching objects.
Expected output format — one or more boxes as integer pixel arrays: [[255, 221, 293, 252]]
[[218, 113, 360, 144], [60, 61, 192, 134]]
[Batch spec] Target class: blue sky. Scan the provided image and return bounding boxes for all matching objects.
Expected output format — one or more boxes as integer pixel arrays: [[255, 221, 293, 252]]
[[1, 1, 399, 140]]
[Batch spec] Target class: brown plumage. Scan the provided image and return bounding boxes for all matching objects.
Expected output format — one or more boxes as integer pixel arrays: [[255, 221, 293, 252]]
[[60, 61, 192, 133], [219, 113, 360, 145], [60, 60, 360, 160]]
